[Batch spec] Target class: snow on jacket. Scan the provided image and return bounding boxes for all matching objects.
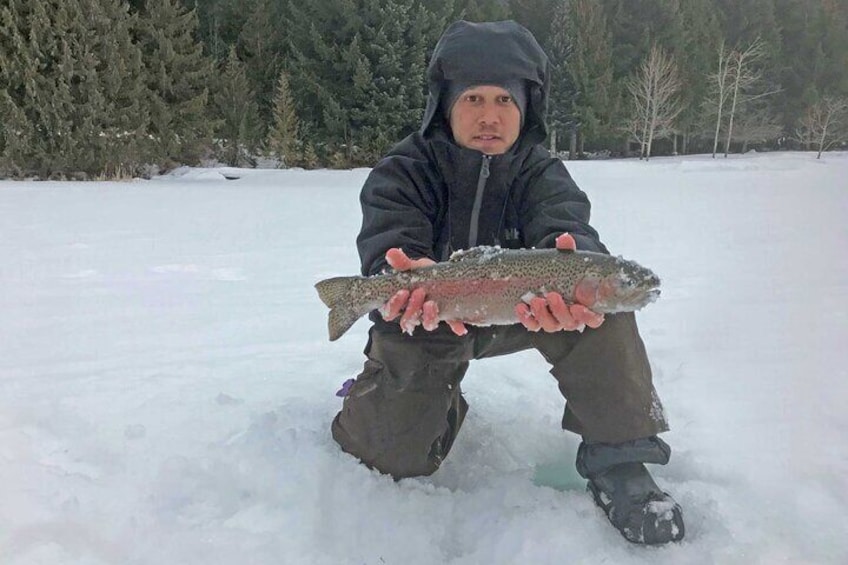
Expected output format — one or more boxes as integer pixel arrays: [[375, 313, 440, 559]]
[[356, 20, 606, 277]]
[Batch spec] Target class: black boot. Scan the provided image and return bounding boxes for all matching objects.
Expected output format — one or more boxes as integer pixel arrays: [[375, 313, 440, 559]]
[[577, 437, 684, 545]]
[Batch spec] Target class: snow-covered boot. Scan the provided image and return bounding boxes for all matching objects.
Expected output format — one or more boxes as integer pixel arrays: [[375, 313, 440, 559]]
[[576, 437, 684, 545]]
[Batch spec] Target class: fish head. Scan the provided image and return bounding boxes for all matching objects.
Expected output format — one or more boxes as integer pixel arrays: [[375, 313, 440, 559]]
[[590, 258, 662, 313]]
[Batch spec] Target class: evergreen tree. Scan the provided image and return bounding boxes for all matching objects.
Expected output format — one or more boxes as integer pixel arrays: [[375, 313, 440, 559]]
[[564, 0, 615, 152], [454, 0, 511, 21], [213, 46, 262, 166], [604, 0, 685, 79], [818, 0, 848, 96], [510, 0, 557, 48], [137, 0, 214, 168], [774, 0, 848, 136], [0, 0, 148, 178], [547, 0, 579, 157], [284, 0, 430, 166], [91, 0, 151, 176], [676, 0, 722, 153], [0, 0, 41, 175], [266, 69, 301, 167], [238, 0, 285, 132], [192, 0, 254, 61], [714, 0, 780, 49]]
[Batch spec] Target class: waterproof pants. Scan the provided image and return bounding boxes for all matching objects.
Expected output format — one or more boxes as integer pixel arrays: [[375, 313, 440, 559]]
[[331, 312, 668, 479]]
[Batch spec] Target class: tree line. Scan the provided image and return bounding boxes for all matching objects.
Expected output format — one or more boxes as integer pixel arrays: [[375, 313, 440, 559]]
[[1, 0, 847, 179]]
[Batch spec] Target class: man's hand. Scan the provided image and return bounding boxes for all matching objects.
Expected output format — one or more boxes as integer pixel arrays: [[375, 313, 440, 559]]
[[379, 248, 468, 336], [514, 233, 605, 332]]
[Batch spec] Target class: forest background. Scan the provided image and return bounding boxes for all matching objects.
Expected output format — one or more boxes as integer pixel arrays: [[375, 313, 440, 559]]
[[1, 0, 847, 179]]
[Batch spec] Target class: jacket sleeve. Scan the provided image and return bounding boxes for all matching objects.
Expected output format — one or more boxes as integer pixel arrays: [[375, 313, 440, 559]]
[[356, 148, 442, 276], [518, 149, 608, 253]]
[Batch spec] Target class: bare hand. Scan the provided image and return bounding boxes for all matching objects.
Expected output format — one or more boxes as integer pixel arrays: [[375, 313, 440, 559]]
[[379, 248, 468, 336], [514, 233, 605, 332]]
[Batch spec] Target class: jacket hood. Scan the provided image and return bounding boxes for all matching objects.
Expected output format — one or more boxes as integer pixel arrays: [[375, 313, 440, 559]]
[[420, 20, 550, 148]]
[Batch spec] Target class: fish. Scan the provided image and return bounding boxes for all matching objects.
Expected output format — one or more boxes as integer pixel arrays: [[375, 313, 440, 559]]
[[314, 246, 661, 341]]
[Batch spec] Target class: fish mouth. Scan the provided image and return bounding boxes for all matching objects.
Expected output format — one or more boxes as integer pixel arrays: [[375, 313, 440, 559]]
[[614, 287, 660, 312], [596, 273, 661, 313]]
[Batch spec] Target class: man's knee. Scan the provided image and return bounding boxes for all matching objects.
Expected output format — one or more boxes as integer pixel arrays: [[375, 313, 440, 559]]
[[331, 327, 471, 479]]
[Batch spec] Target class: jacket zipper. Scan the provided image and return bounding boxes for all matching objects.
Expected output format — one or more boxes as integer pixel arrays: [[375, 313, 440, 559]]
[[467, 155, 490, 247]]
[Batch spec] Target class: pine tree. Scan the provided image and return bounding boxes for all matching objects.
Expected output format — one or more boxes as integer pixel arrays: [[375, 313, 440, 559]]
[[137, 0, 214, 168], [564, 0, 615, 152], [193, 0, 253, 61], [509, 0, 557, 48], [457, 0, 511, 21], [774, 0, 848, 137], [818, 0, 848, 97], [547, 0, 579, 157], [90, 0, 151, 177], [238, 0, 285, 132], [213, 46, 262, 166], [1, 0, 149, 178], [0, 0, 41, 175], [1, 0, 79, 176], [266, 69, 300, 167], [284, 0, 430, 166], [676, 0, 722, 153]]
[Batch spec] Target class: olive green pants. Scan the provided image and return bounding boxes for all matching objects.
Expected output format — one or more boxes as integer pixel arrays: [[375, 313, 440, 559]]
[[331, 313, 668, 479]]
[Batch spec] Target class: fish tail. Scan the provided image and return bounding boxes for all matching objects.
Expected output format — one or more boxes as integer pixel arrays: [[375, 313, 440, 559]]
[[327, 305, 361, 341], [315, 276, 356, 308], [315, 276, 367, 341]]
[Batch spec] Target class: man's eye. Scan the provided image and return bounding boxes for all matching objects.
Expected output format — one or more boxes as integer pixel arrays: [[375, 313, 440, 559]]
[[498, 95, 512, 104], [466, 95, 480, 103]]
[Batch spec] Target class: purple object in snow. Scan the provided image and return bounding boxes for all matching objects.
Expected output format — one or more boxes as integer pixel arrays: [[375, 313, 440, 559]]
[[336, 378, 355, 397]]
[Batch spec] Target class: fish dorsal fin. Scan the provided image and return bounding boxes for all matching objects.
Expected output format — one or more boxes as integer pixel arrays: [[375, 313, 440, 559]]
[[448, 245, 503, 262]]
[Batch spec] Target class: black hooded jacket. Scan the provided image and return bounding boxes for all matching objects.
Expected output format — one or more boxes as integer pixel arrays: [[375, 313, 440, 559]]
[[356, 20, 606, 277]]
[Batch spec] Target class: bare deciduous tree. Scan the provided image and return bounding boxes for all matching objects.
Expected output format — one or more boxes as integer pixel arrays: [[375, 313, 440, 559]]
[[706, 38, 782, 158], [625, 44, 682, 160], [708, 42, 733, 158], [795, 96, 848, 159], [723, 38, 770, 157]]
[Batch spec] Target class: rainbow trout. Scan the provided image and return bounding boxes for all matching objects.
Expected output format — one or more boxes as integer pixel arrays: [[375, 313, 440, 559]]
[[315, 246, 661, 341]]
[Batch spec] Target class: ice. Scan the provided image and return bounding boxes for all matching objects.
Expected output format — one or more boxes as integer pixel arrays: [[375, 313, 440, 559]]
[[1, 152, 847, 564]]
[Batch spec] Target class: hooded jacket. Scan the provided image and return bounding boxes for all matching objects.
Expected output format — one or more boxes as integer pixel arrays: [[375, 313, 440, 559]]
[[356, 20, 606, 277]]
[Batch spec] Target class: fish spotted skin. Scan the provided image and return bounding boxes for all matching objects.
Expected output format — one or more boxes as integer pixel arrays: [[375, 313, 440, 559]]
[[315, 246, 661, 341]]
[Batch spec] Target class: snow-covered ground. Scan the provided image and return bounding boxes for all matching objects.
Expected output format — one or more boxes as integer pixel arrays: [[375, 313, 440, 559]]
[[1, 152, 846, 564]]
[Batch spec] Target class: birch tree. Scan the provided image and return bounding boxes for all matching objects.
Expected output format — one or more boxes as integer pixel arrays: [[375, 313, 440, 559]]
[[625, 44, 682, 160], [723, 38, 768, 157], [708, 42, 733, 158]]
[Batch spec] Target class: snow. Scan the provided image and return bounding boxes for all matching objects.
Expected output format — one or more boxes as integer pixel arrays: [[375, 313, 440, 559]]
[[1, 151, 847, 564]]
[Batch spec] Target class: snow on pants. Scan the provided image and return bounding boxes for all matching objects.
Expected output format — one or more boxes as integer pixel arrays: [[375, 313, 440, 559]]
[[331, 312, 668, 479]]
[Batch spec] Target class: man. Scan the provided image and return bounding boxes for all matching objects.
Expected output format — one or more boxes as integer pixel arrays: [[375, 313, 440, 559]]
[[330, 20, 684, 545]]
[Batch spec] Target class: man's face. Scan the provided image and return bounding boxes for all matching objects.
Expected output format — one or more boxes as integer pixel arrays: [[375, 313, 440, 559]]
[[449, 85, 521, 155]]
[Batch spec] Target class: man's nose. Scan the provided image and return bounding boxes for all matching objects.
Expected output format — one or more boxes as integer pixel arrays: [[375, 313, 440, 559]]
[[478, 103, 501, 124]]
